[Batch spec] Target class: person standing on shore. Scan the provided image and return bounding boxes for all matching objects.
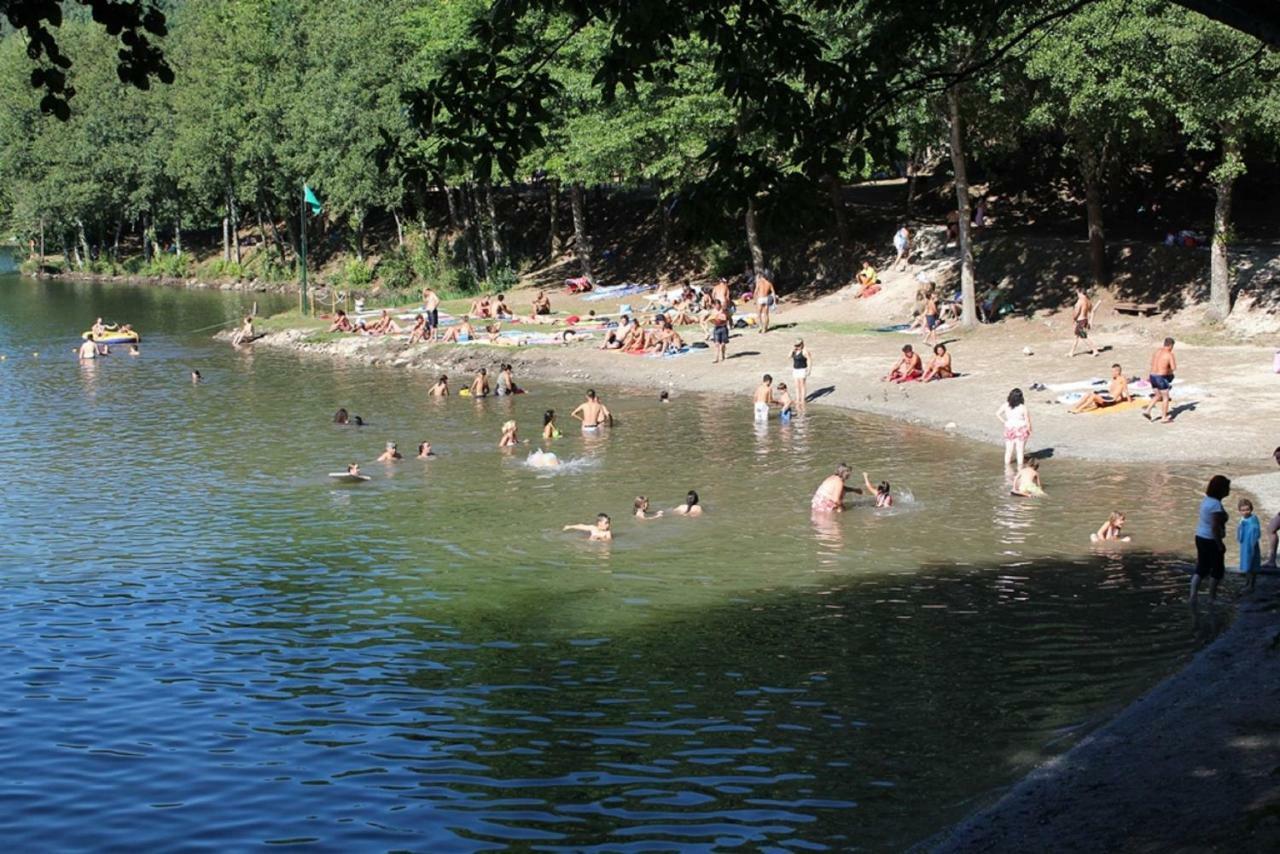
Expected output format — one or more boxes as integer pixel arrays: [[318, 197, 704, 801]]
[[791, 339, 812, 413], [1191, 475, 1230, 605], [1068, 286, 1097, 358], [1238, 498, 1261, 593], [1142, 337, 1177, 423], [711, 278, 732, 322], [710, 299, 730, 363], [754, 270, 776, 334], [423, 287, 441, 340], [1264, 447, 1280, 568], [893, 226, 911, 271], [997, 388, 1031, 468]]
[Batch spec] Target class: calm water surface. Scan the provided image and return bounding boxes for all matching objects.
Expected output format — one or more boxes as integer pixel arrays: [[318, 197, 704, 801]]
[[0, 276, 1206, 850]]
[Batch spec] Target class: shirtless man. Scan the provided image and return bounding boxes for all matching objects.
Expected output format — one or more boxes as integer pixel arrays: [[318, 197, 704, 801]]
[[531, 290, 551, 315], [91, 317, 106, 339], [327, 309, 354, 333], [753, 271, 776, 334], [493, 293, 514, 319], [469, 368, 490, 397], [469, 295, 493, 319], [710, 278, 732, 321], [1069, 363, 1130, 413], [77, 338, 98, 360], [563, 513, 613, 541], [422, 287, 441, 340], [1141, 337, 1177, 423], [441, 315, 476, 343], [428, 374, 450, 397], [922, 288, 940, 347], [1068, 286, 1097, 358], [407, 314, 428, 344], [884, 344, 923, 382], [709, 299, 730, 363], [571, 389, 612, 430], [752, 374, 775, 423]]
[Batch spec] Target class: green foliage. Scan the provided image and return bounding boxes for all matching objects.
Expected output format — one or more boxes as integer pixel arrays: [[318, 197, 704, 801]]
[[375, 249, 415, 291], [200, 259, 244, 280], [143, 253, 192, 278], [699, 241, 740, 278], [342, 258, 374, 287], [486, 263, 519, 294]]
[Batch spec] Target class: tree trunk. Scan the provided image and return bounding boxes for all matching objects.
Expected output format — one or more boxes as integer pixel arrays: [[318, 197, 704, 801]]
[[1080, 149, 1109, 287], [483, 181, 504, 268], [447, 185, 479, 281], [227, 193, 242, 265], [1209, 137, 1239, 320], [947, 84, 977, 328], [393, 209, 404, 248], [547, 178, 561, 257], [222, 216, 231, 263], [174, 201, 183, 257], [38, 217, 45, 267], [744, 195, 765, 275], [658, 194, 673, 255], [462, 183, 487, 280], [905, 157, 920, 215], [141, 213, 151, 263], [112, 217, 123, 261], [353, 207, 365, 262], [570, 182, 593, 279], [75, 219, 90, 270]]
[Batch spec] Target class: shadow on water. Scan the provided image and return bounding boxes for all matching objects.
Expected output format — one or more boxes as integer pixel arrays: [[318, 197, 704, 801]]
[[75, 548, 1201, 851]]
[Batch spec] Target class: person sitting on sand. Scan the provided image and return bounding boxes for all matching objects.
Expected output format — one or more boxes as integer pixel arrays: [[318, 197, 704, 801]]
[[493, 293, 514, 319], [920, 343, 954, 382], [441, 316, 476, 343], [543, 409, 562, 440], [377, 442, 403, 462], [417, 441, 436, 458], [407, 314, 428, 344], [470, 368, 490, 397], [1091, 511, 1130, 542], [863, 472, 893, 508], [634, 496, 664, 520], [355, 320, 373, 335], [429, 375, 449, 397], [571, 389, 612, 429], [371, 307, 399, 332], [671, 490, 703, 516], [532, 290, 551, 315], [1011, 458, 1045, 497], [1069, 363, 1131, 413], [327, 309, 354, 333], [812, 464, 853, 513], [499, 420, 519, 447], [484, 323, 507, 344], [856, 259, 878, 296], [564, 513, 613, 541], [884, 344, 923, 382], [231, 315, 255, 346], [469, 295, 493, 319], [656, 320, 685, 353], [600, 330, 622, 350]]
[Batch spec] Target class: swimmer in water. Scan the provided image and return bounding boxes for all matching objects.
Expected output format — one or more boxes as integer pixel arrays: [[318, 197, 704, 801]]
[[634, 496, 664, 520], [429, 375, 449, 397], [417, 442, 436, 459], [1091, 511, 1131, 542], [128, 344, 140, 356], [671, 490, 703, 517], [347, 462, 361, 477], [1011, 458, 1045, 497], [863, 472, 893, 507], [470, 368, 490, 397], [660, 390, 671, 404], [543, 409, 562, 440], [334, 408, 350, 425], [499, 420, 520, 447], [571, 389, 612, 430], [775, 383, 794, 421], [528, 449, 560, 468], [191, 370, 202, 383], [564, 513, 613, 541], [77, 338, 98, 360], [377, 442, 403, 462], [811, 463, 853, 513]]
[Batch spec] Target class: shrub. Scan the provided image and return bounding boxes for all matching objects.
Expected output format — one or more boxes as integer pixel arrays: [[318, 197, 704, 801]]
[[376, 249, 415, 292], [201, 258, 244, 280], [486, 263, 519, 293], [343, 258, 374, 287], [144, 253, 191, 278], [700, 241, 739, 278]]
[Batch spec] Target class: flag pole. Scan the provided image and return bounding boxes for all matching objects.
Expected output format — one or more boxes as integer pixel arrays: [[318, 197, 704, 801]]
[[299, 185, 309, 315]]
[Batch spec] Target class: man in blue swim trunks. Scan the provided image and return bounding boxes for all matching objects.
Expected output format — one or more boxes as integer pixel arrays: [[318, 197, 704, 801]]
[[1141, 337, 1177, 423]]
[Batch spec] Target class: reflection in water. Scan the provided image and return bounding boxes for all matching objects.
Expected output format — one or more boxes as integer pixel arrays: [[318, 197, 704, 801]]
[[0, 276, 1215, 850]]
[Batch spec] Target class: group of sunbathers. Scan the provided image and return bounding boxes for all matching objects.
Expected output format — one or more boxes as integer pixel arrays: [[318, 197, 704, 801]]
[[883, 343, 955, 383]]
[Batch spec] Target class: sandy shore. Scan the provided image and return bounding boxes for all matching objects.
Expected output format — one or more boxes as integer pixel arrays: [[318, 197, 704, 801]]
[[233, 295, 1278, 466]]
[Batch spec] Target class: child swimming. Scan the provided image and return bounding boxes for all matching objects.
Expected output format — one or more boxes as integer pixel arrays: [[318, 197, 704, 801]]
[[634, 496, 664, 520], [1091, 511, 1131, 542], [671, 490, 703, 516], [863, 472, 893, 507], [564, 514, 613, 541]]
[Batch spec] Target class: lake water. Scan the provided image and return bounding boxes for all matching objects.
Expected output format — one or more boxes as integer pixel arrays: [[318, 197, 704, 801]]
[[0, 275, 1206, 850]]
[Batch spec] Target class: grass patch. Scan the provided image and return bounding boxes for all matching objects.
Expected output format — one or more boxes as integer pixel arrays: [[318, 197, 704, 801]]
[[301, 331, 350, 344], [257, 309, 327, 333], [794, 320, 880, 336]]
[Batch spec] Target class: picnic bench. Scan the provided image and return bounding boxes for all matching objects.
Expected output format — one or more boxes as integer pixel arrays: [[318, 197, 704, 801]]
[[1114, 301, 1160, 316]]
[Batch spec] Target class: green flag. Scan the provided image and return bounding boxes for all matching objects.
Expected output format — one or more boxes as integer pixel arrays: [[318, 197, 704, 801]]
[[304, 185, 323, 216]]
